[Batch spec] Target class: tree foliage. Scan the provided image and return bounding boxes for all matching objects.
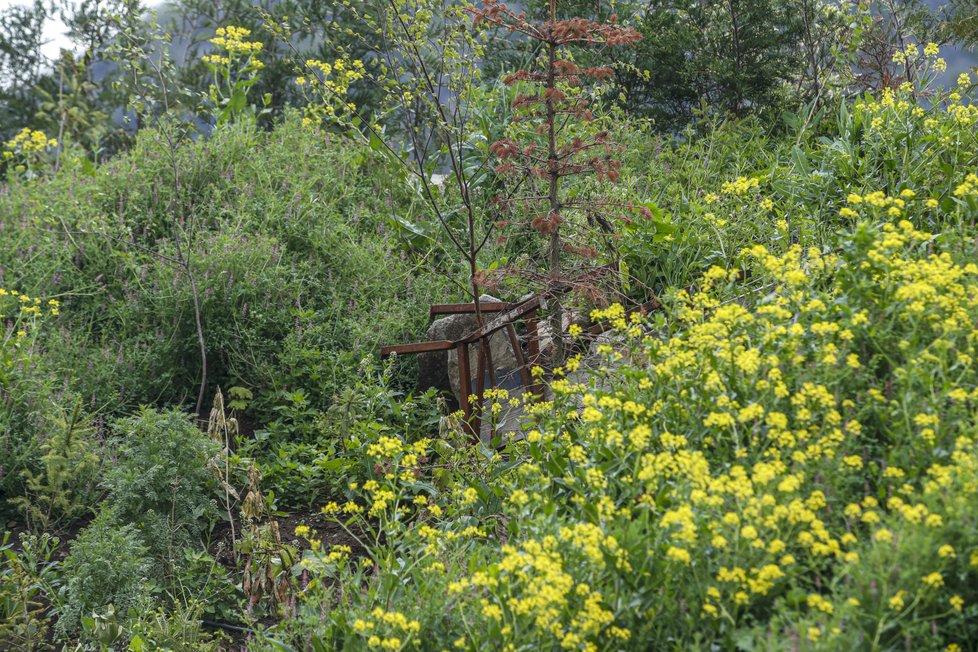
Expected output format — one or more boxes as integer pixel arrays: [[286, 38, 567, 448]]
[[943, 0, 978, 49], [478, 0, 642, 363], [0, 0, 49, 142]]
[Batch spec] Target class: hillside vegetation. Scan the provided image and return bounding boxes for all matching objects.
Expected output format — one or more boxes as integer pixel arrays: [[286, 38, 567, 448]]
[[1, 1, 978, 650]]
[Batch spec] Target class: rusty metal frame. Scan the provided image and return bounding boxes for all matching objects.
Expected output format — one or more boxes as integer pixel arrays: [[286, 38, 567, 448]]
[[381, 297, 545, 441]]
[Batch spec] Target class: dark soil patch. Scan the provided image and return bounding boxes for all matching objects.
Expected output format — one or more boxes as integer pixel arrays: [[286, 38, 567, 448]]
[[209, 506, 366, 565], [201, 505, 369, 649], [275, 509, 365, 556]]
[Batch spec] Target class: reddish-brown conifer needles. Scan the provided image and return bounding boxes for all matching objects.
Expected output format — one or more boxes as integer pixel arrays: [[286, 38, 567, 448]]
[[471, 0, 642, 364]]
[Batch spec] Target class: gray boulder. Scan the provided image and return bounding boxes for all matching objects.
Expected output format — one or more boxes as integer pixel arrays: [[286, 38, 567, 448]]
[[417, 295, 519, 404]]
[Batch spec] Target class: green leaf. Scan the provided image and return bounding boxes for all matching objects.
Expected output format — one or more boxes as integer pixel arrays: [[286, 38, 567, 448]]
[[368, 129, 386, 153], [733, 629, 756, 651], [790, 145, 810, 176], [229, 88, 248, 115], [619, 259, 631, 293], [392, 215, 429, 239], [652, 220, 678, 235], [314, 458, 346, 472]]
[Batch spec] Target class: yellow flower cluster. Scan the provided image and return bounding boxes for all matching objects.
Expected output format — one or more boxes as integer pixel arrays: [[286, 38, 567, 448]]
[[449, 534, 629, 650], [844, 189, 913, 218], [366, 435, 406, 459], [1, 289, 58, 371], [946, 101, 978, 126], [3, 128, 57, 166], [353, 607, 421, 649], [952, 173, 978, 199], [203, 26, 264, 69], [297, 58, 365, 90], [720, 176, 761, 196], [209, 26, 263, 56], [853, 70, 976, 149], [296, 57, 366, 125], [893, 42, 945, 71], [589, 302, 626, 330], [0, 288, 59, 323]]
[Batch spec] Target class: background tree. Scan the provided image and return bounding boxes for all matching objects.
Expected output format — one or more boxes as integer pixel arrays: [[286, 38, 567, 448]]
[[853, 0, 944, 91], [52, 0, 144, 153], [943, 0, 978, 49], [623, 0, 804, 127], [0, 1, 49, 143], [497, 0, 849, 130]]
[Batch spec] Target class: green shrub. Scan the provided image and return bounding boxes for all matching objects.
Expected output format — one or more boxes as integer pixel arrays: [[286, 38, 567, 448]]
[[9, 399, 102, 531], [0, 115, 451, 430], [0, 286, 62, 522], [100, 408, 219, 581], [247, 356, 445, 509], [126, 597, 222, 652], [0, 102, 454, 530], [0, 531, 59, 650], [56, 509, 150, 640]]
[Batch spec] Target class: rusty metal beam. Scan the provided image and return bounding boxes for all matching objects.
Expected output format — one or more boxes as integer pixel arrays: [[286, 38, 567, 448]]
[[381, 296, 548, 442], [429, 302, 512, 317], [380, 340, 455, 358], [525, 311, 543, 396], [460, 297, 546, 345]]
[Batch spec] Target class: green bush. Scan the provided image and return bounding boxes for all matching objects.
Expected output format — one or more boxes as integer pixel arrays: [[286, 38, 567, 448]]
[[56, 509, 150, 640], [0, 115, 451, 422], [100, 408, 219, 581], [0, 286, 61, 522], [247, 356, 445, 509], [0, 114, 453, 521], [0, 531, 59, 650]]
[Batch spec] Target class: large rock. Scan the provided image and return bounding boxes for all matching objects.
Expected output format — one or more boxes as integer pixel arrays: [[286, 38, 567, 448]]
[[535, 308, 588, 362], [417, 295, 519, 405]]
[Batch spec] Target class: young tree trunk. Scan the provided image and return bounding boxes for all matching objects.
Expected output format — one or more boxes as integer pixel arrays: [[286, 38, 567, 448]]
[[546, 0, 565, 367]]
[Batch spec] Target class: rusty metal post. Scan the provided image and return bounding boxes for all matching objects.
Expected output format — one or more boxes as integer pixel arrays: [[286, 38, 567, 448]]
[[473, 339, 487, 443], [457, 342, 475, 440], [525, 310, 543, 396]]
